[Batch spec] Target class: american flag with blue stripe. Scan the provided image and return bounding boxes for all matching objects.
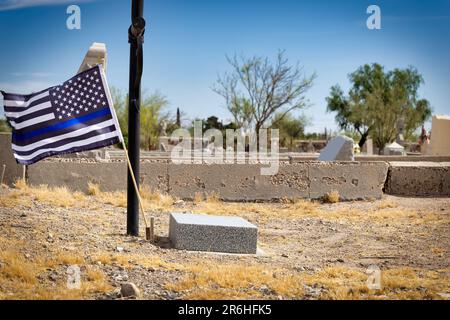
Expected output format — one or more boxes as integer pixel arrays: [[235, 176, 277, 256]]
[[1, 65, 123, 165]]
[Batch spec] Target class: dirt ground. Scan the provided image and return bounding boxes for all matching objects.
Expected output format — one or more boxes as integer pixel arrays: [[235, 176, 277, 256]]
[[0, 182, 448, 300]]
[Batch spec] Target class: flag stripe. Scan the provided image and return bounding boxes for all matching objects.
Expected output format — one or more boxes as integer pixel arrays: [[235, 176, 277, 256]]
[[4, 96, 51, 114], [12, 113, 113, 145], [13, 125, 117, 156], [4, 101, 53, 119], [15, 136, 121, 165], [14, 131, 119, 161], [10, 113, 55, 130], [12, 107, 110, 141], [1, 88, 49, 102], [3, 91, 50, 107], [12, 119, 116, 152]]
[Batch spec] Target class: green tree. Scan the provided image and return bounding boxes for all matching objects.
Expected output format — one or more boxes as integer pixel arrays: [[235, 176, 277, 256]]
[[111, 88, 170, 150], [326, 63, 432, 150], [0, 118, 11, 133], [140, 93, 169, 150], [271, 113, 309, 150], [213, 51, 316, 142]]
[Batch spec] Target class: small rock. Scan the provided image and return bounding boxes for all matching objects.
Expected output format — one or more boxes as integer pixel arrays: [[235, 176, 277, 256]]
[[437, 292, 450, 299], [48, 274, 58, 282], [20, 213, 27, 217], [120, 282, 141, 298], [281, 254, 289, 258], [116, 246, 124, 253], [46, 233, 54, 243], [165, 292, 177, 300], [174, 199, 185, 205], [337, 258, 345, 263], [115, 274, 129, 282]]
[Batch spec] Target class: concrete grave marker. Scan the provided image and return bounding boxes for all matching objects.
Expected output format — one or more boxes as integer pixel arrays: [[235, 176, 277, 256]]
[[427, 115, 450, 156], [169, 213, 257, 254], [318, 135, 354, 161]]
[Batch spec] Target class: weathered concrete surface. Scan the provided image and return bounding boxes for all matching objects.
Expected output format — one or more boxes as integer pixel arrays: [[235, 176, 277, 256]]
[[168, 163, 309, 201], [24, 161, 389, 200], [27, 161, 168, 192], [309, 162, 389, 200], [168, 162, 388, 201], [290, 154, 450, 163], [426, 115, 450, 156], [385, 162, 450, 197], [0, 133, 23, 186], [169, 213, 258, 254]]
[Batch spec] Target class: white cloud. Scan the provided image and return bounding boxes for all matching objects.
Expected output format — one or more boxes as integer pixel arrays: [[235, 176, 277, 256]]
[[0, 0, 95, 11], [10, 72, 54, 78], [0, 80, 55, 94]]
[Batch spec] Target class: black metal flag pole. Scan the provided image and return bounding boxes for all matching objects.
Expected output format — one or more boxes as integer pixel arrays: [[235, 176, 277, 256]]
[[127, 0, 145, 236]]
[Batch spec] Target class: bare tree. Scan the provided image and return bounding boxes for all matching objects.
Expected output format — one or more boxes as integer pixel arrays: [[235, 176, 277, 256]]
[[213, 51, 316, 139]]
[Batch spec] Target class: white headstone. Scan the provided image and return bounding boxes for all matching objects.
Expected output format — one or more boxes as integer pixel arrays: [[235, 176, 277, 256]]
[[318, 135, 354, 161], [78, 42, 107, 74], [384, 141, 405, 156]]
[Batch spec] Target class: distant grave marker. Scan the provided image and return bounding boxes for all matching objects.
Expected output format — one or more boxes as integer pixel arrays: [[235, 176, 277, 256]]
[[318, 135, 354, 161]]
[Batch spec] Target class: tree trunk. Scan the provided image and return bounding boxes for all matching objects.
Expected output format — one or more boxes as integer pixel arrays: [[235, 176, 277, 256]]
[[358, 131, 369, 148]]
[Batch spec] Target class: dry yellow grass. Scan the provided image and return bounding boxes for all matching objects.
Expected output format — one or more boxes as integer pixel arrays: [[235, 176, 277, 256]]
[[166, 261, 450, 300], [193, 192, 204, 204], [166, 262, 304, 300], [0, 236, 112, 300], [324, 190, 340, 204], [1, 183, 447, 228], [85, 183, 174, 211], [91, 252, 182, 271], [205, 192, 221, 203], [377, 200, 397, 209], [1, 180, 88, 209], [87, 182, 101, 196]]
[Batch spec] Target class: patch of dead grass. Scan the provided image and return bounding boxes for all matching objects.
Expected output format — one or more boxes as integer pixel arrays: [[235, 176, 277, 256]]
[[323, 191, 340, 204], [0, 237, 111, 300], [90, 252, 181, 271], [166, 261, 450, 300], [166, 262, 304, 300]]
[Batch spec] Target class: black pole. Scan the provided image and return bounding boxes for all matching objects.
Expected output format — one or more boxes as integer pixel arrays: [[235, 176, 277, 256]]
[[127, 0, 145, 236]]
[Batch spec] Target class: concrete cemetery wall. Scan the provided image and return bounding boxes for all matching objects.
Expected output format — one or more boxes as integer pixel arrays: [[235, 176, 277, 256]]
[[385, 162, 450, 196], [0, 134, 448, 199], [24, 161, 389, 200], [0, 133, 24, 185]]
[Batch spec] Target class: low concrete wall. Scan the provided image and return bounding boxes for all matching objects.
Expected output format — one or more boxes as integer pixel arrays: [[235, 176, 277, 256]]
[[25, 161, 389, 201], [385, 162, 450, 197], [27, 161, 169, 193], [0, 133, 24, 185], [0, 134, 448, 199]]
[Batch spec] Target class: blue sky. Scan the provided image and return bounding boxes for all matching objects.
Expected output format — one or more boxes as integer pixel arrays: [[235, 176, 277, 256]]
[[0, 0, 449, 133]]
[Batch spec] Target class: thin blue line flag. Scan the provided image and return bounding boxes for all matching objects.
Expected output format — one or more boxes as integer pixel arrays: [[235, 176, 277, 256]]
[[1, 65, 123, 165]]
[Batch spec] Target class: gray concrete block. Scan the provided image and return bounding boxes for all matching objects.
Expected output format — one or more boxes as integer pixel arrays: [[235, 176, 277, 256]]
[[169, 213, 257, 254], [385, 162, 450, 196], [309, 161, 389, 200], [168, 163, 309, 201]]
